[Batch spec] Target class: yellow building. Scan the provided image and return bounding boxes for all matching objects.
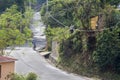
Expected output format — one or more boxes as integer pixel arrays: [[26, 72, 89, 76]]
[[0, 56, 17, 80]]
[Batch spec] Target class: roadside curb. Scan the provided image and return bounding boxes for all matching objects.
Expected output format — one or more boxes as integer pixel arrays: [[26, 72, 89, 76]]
[[49, 54, 58, 65], [39, 51, 51, 58], [39, 51, 58, 65]]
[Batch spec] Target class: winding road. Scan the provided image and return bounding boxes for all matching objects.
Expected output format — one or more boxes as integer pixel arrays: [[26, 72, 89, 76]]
[[10, 12, 93, 80]]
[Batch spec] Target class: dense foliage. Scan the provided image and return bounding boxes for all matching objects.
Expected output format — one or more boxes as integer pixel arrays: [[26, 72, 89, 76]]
[[40, 0, 73, 27], [6, 72, 37, 80], [93, 29, 120, 73], [45, 26, 70, 50], [100, 0, 120, 7], [59, 30, 83, 57], [0, 5, 33, 55], [41, 0, 120, 79], [0, 0, 37, 12], [41, 0, 120, 28]]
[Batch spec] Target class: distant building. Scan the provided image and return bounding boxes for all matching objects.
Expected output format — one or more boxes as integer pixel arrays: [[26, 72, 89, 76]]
[[0, 56, 17, 80]]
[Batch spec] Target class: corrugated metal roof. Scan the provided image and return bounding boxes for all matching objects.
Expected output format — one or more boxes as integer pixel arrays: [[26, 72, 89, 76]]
[[0, 56, 17, 63]]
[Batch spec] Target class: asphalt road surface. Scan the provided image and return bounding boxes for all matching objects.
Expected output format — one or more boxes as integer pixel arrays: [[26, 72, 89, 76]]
[[9, 12, 93, 80]]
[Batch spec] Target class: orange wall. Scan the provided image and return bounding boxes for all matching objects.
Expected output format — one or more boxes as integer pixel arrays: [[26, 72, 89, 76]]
[[91, 16, 98, 30], [0, 62, 15, 80]]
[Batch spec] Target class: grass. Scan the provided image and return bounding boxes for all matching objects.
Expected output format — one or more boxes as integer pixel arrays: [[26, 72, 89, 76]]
[[57, 54, 120, 80]]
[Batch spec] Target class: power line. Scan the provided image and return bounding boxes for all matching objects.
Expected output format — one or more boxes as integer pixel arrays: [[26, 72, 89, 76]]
[[48, 13, 67, 27], [46, 1, 71, 27], [46, 0, 120, 32], [49, 12, 120, 32]]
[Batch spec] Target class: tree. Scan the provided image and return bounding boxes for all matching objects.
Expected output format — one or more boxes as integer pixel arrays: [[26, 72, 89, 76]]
[[100, 0, 120, 7], [40, 0, 75, 27], [0, 0, 25, 12], [0, 5, 32, 55], [41, 0, 120, 29], [41, 0, 120, 74], [93, 29, 120, 73]]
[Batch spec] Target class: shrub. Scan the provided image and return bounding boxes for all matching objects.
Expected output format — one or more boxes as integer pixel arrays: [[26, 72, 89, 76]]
[[26, 72, 37, 80], [6, 73, 26, 80], [6, 72, 38, 80], [93, 29, 120, 73]]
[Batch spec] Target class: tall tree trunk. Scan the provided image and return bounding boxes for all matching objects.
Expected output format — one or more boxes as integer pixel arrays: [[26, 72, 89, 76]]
[[0, 48, 4, 55]]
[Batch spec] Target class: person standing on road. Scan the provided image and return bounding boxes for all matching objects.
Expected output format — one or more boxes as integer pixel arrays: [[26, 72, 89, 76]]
[[32, 39, 36, 50], [69, 24, 74, 33]]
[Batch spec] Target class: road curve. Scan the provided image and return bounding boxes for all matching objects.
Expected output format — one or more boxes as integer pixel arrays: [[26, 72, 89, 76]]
[[10, 12, 93, 80]]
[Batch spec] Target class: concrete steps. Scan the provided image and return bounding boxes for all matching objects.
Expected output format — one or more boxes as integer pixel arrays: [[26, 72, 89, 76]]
[[40, 52, 51, 58]]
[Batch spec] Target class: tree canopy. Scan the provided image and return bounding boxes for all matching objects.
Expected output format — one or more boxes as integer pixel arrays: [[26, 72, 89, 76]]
[[0, 0, 37, 12], [41, 0, 120, 77], [0, 5, 32, 55], [41, 0, 120, 29]]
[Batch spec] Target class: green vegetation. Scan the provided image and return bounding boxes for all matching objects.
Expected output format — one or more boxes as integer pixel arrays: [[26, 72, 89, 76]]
[[41, 0, 75, 27], [26, 72, 38, 80], [41, 0, 120, 28], [6, 72, 38, 80], [37, 0, 45, 4], [93, 28, 120, 73], [0, 0, 37, 12], [41, 0, 120, 79], [0, 4, 33, 55], [0, 0, 24, 12], [45, 26, 70, 51]]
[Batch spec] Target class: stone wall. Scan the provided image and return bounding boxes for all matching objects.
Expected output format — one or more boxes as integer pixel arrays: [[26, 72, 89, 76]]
[[50, 41, 59, 64]]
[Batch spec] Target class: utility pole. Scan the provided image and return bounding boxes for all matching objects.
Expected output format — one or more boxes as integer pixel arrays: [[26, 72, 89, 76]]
[[46, 0, 48, 13], [46, 0, 49, 27]]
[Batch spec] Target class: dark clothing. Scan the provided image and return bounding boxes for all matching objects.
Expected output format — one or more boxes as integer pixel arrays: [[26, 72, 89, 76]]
[[70, 29, 74, 33], [32, 40, 36, 50], [70, 25, 74, 33]]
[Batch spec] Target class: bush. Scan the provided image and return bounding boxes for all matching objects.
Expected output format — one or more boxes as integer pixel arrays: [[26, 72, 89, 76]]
[[59, 30, 83, 57], [6, 73, 26, 80], [93, 29, 120, 73], [45, 26, 70, 51], [6, 72, 38, 80], [26, 72, 37, 80]]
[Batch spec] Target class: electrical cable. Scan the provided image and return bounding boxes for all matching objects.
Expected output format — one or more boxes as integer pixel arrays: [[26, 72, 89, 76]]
[[46, 0, 120, 32], [48, 13, 67, 27]]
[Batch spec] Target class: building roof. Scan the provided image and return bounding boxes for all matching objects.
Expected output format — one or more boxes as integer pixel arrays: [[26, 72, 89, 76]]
[[0, 56, 17, 63]]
